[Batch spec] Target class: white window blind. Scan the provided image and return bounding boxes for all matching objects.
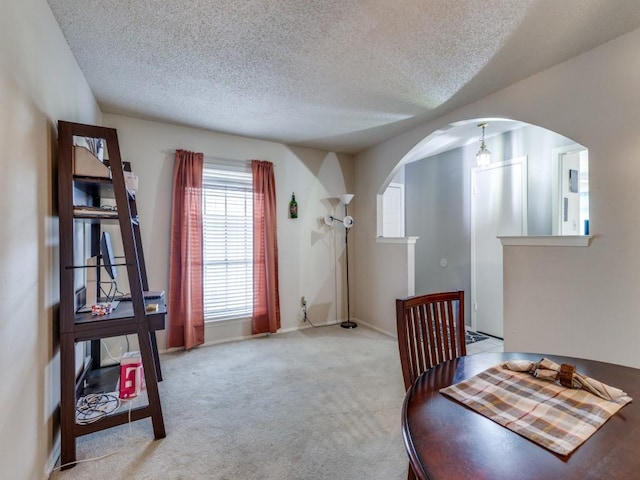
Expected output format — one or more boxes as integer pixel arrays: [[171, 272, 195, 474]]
[[202, 162, 253, 320]]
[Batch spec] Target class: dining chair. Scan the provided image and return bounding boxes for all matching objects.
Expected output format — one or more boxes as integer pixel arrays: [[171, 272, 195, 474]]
[[396, 291, 466, 480], [396, 290, 466, 391]]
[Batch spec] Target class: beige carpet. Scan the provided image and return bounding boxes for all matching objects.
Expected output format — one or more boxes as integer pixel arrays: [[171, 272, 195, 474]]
[[50, 326, 408, 479]]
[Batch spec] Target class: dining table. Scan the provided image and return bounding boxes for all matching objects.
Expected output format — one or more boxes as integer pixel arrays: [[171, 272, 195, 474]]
[[402, 351, 640, 480]]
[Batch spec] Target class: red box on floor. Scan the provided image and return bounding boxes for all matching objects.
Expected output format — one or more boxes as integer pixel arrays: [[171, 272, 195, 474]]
[[119, 351, 144, 399]]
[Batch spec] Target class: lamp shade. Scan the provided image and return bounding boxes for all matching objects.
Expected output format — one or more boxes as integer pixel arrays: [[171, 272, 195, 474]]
[[340, 194, 354, 205]]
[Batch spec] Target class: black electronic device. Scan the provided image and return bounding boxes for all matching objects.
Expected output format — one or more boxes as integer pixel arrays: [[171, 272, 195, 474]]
[[100, 231, 117, 280]]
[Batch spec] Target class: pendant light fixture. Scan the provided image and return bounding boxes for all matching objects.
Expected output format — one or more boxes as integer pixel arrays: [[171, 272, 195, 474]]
[[476, 122, 491, 167]]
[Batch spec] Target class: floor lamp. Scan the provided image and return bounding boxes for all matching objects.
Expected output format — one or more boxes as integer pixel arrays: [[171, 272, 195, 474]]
[[324, 194, 357, 329]]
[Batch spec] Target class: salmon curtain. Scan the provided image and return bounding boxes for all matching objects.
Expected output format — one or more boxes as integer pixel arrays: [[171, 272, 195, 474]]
[[167, 149, 205, 349], [252, 160, 281, 334]]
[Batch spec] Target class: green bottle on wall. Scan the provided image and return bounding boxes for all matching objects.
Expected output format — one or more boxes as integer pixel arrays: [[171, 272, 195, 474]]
[[289, 193, 298, 219]]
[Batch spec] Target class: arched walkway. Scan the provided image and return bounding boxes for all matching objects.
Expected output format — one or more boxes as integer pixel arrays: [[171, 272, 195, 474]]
[[378, 118, 588, 336]]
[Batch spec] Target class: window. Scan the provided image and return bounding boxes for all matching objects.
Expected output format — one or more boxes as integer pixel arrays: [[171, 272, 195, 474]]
[[202, 161, 253, 320]]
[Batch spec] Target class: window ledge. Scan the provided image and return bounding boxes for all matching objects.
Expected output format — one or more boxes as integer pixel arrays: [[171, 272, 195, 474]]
[[499, 235, 593, 247], [205, 316, 251, 325], [376, 236, 419, 244]]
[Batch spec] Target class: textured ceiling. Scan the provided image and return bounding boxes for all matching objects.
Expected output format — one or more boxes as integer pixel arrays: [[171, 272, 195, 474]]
[[47, 0, 640, 153]]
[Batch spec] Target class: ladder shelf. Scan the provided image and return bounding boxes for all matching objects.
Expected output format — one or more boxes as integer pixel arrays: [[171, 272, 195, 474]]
[[57, 120, 166, 469]]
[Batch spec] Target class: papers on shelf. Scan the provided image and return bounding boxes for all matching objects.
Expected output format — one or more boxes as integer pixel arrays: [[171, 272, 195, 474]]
[[124, 171, 138, 193], [73, 205, 118, 218]]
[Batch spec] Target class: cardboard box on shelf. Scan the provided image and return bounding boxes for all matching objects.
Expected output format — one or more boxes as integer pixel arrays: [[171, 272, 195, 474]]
[[73, 145, 110, 178]]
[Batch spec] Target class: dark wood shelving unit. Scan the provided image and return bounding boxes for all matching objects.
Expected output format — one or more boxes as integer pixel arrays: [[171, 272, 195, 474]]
[[57, 121, 166, 469]]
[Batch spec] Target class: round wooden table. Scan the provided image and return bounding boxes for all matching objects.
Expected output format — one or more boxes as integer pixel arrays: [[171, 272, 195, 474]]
[[402, 352, 640, 480]]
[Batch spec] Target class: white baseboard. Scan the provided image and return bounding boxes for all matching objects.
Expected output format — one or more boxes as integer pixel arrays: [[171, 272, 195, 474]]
[[45, 430, 61, 479], [158, 318, 396, 354], [352, 318, 396, 338]]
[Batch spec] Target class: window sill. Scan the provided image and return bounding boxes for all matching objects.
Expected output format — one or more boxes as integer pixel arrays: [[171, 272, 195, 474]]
[[205, 315, 251, 325], [499, 235, 593, 247]]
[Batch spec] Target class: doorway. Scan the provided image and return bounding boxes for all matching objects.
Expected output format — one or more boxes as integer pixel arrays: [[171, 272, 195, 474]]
[[471, 157, 527, 338], [381, 182, 405, 237], [552, 145, 589, 235]]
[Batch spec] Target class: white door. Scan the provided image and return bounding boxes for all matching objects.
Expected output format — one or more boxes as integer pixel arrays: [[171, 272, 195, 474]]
[[471, 158, 527, 338], [382, 182, 405, 237]]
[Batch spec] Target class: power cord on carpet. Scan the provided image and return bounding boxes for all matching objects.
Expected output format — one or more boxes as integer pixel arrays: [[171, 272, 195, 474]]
[[53, 397, 135, 471], [52, 381, 137, 471], [52, 450, 120, 471]]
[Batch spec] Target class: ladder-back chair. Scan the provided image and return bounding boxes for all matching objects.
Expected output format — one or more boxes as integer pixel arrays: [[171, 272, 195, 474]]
[[396, 290, 466, 391], [396, 291, 466, 480]]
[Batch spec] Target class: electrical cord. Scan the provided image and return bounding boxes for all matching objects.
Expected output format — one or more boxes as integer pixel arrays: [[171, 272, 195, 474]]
[[303, 303, 340, 328], [100, 336, 130, 364], [53, 397, 136, 472], [55, 336, 136, 471], [52, 450, 120, 471], [75, 393, 120, 425], [99, 280, 125, 303], [99, 281, 114, 302]]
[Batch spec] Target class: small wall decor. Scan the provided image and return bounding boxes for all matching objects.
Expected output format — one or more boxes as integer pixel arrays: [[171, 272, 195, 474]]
[[569, 169, 579, 193], [289, 192, 298, 218]]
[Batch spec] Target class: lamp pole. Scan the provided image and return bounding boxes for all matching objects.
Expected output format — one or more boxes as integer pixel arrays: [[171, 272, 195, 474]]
[[341, 201, 357, 329]]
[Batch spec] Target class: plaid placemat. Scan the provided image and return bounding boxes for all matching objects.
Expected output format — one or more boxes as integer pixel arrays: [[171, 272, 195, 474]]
[[440, 364, 632, 455]]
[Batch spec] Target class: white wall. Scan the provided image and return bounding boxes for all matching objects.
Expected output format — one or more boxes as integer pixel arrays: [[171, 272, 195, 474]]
[[0, 1, 100, 478], [405, 147, 471, 316], [103, 114, 354, 347], [354, 27, 640, 368]]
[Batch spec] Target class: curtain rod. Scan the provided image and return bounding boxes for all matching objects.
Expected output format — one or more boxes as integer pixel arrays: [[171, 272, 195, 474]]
[[168, 149, 250, 165], [203, 154, 250, 165]]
